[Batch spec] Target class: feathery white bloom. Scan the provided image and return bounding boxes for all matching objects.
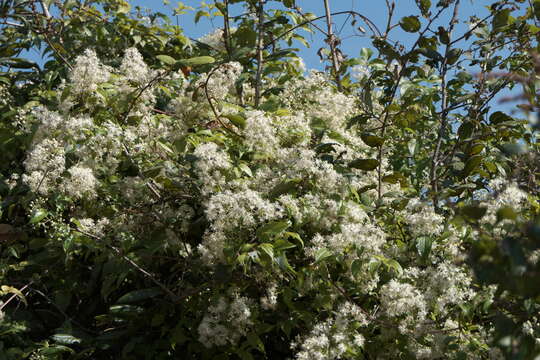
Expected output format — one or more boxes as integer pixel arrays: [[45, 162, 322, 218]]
[[404, 198, 444, 236], [23, 138, 65, 195], [198, 292, 253, 348], [197, 28, 232, 52], [380, 280, 427, 333], [69, 49, 111, 95], [121, 47, 152, 83], [64, 166, 98, 199], [243, 110, 279, 154], [195, 61, 242, 101]]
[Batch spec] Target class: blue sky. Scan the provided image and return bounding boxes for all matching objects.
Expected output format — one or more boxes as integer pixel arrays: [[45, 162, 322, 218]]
[[131, 0, 496, 70], [126, 0, 519, 113]]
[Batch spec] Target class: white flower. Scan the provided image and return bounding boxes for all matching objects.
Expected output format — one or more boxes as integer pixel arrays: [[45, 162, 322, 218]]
[[198, 292, 254, 348], [120, 47, 152, 83], [69, 49, 111, 95], [63, 166, 98, 199], [197, 28, 236, 52], [23, 138, 65, 195], [243, 110, 279, 154]]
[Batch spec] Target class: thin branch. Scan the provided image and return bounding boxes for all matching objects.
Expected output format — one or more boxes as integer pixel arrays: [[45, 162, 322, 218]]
[[39, 0, 51, 19], [430, 0, 461, 209], [0, 282, 33, 311], [383, 0, 395, 41], [376, 6, 447, 202], [202, 64, 243, 137], [323, 0, 342, 91], [254, 0, 265, 107], [264, 11, 381, 50], [121, 70, 170, 123], [222, 0, 231, 58]]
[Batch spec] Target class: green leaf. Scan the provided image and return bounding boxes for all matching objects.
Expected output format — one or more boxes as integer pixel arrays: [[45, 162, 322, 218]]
[[408, 139, 417, 156], [382, 173, 403, 184], [489, 111, 513, 125], [351, 259, 362, 278], [257, 221, 290, 241], [467, 143, 484, 155], [116, 288, 162, 304], [178, 56, 215, 66], [258, 243, 274, 260], [497, 206, 517, 221], [223, 114, 246, 129], [416, 236, 433, 261], [268, 178, 301, 199], [400, 16, 421, 33], [438, 27, 450, 44], [461, 205, 487, 220], [284, 232, 303, 247], [238, 163, 252, 177], [360, 133, 384, 147], [534, 0, 540, 21], [236, 349, 254, 360], [273, 238, 296, 252], [458, 122, 473, 139], [416, 0, 431, 16], [40, 345, 75, 355], [276, 254, 295, 274], [446, 48, 461, 65], [29, 209, 48, 224], [492, 9, 510, 31], [156, 55, 176, 65], [117, 1, 130, 14], [349, 159, 379, 171], [246, 332, 265, 353], [462, 155, 483, 176], [51, 334, 81, 345], [314, 248, 333, 264]]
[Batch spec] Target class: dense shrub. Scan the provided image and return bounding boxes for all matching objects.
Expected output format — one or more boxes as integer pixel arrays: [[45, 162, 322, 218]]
[[0, 0, 539, 359]]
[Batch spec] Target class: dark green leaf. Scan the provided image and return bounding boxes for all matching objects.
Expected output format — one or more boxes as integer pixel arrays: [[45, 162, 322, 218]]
[[462, 155, 483, 176], [29, 209, 48, 224], [501, 143, 528, 156], [269, 179, 301, 199], [257, 221, 290, 241], [416, 236, 433, 261], [117, 288, 162, 304], [351, 259, 362, 278], [462, 205, 487, 220], [458, 122, 474, 139], [497, 206, 517, 221], [489, 111, 513, 125], [416, 0, 431, 16], [361, 133, 384, 147], [492, 9, 510, 31], [349, 159, 379, 171], [400, 16, 421, 33]]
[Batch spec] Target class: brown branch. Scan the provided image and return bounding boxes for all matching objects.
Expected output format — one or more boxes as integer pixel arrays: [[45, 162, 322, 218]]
[[430, 0, 461, 209], [254, 0, 265, 107], [202, 64, 243, 138], [323, 0, 342, 91]]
